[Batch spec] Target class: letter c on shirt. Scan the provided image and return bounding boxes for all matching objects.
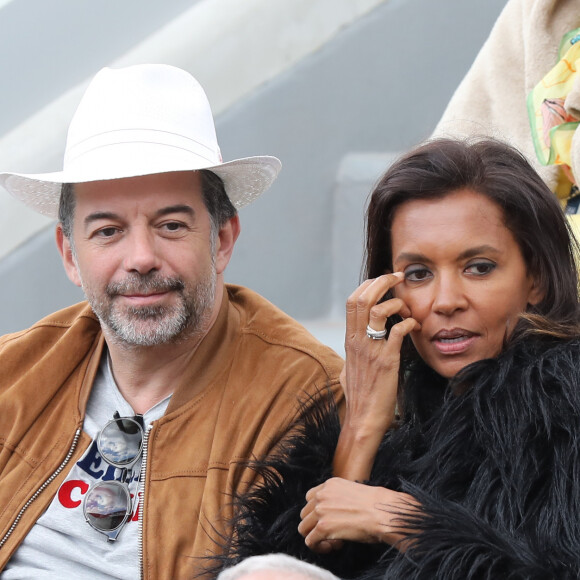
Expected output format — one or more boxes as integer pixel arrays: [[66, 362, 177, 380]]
[[58, 479, 89, 508]]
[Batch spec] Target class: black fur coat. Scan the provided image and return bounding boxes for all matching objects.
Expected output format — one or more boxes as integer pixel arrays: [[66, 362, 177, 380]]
[[217, 336, 580, 579]]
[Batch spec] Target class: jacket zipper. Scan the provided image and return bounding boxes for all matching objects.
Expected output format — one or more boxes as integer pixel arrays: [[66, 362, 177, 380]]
[[0, 428, 82, 549], [139, 424, 152, 580]]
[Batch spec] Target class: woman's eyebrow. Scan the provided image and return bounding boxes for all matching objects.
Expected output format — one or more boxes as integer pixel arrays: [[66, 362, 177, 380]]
[[393, 252, 428, 265], [393, 245, 501, 265], [457, 245, 500, 259]]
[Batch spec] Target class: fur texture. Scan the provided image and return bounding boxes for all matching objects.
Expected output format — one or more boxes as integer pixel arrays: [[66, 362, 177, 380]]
[[216, 336, 580, 579]]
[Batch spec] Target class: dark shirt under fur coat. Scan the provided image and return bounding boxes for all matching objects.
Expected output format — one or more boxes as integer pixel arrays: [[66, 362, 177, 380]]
[[217, 336, 580, 579]]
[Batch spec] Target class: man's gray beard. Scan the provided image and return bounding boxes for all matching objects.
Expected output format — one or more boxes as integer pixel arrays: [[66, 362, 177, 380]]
[[83, 270, 216, 347]]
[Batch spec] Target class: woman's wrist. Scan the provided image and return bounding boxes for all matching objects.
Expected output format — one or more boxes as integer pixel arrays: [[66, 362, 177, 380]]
[[373, 487, 418, 550], [341, 406, 394, 437], [333, 425, 386, 480]]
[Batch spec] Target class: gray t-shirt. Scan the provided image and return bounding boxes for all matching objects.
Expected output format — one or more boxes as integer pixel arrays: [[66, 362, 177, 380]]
[[3, 351, 170, 579]]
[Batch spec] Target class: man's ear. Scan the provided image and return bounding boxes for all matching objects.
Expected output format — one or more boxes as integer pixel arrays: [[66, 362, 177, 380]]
[[56, 225, 82, 287], [215, 215, 241, 275]]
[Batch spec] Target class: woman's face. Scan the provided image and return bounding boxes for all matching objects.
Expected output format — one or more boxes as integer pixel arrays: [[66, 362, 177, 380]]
[[391, 188, 543, 379]]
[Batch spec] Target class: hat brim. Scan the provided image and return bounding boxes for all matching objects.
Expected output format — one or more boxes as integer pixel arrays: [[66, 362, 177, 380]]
[[0, 155, 281, 219]]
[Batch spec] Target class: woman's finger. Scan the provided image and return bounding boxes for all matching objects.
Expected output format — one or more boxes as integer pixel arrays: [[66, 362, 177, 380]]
[[304, 524, 329, 551], [357, 273, 405, 317], [385, 317, 421, 352], [309, 539, 343, 554], [305, 483, 323, 502], [368, 297, 412, 330], [299, 499, 314, 522], [345, 279, 374, 339], [298, 506, 317, 538], [347, 273, 405, 334]]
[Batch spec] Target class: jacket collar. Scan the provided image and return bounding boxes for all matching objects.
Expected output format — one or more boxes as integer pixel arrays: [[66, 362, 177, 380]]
[[167, 285, 238, 412]]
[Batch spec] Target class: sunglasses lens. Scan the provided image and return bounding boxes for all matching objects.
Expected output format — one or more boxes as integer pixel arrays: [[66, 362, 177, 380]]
[[84, 482, 131, 534], [98, 418, 143, 467]]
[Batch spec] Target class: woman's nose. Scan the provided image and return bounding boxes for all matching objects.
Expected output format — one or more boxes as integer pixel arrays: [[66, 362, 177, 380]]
[[432, 275, 468, 315]]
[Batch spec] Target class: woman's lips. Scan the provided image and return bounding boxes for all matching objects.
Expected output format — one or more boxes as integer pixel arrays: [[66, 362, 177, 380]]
[[431, 329, 478, 354]]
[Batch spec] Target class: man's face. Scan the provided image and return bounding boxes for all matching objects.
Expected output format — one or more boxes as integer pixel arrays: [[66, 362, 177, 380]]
[[59, 171, 227, 347]]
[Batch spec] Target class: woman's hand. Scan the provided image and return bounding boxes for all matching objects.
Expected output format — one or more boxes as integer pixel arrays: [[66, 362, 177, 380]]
[[298, 478, 418, 554], [298, 278, 422, 555], [334, 273, 420, 480]]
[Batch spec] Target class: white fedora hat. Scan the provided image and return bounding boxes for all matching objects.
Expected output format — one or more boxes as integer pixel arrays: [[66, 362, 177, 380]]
[[0, 64, 282, 219]]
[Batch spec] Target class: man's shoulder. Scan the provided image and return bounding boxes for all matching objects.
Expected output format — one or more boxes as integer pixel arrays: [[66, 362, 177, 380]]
[[0, 302, 100, 351], [226, 284, 343, 377]]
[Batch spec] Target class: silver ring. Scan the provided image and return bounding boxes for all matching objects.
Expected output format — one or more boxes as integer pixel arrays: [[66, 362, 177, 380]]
[[366, 325, 387, 340]]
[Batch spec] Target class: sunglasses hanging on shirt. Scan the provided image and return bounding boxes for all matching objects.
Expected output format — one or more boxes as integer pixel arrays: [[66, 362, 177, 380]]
[[83, 412, 144, 542]]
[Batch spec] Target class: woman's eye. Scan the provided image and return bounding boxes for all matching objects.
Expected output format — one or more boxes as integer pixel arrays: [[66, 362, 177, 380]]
[[404, 267, 432, 282], [465, 261, 496, 276]]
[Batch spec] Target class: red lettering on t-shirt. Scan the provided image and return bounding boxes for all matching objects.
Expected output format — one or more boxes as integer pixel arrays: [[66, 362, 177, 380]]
[[58, 479, 89, 508], [131, 491, 141, 522]]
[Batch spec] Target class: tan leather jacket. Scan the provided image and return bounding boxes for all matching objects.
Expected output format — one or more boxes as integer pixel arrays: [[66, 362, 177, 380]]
[[0, 284, 343, 579]]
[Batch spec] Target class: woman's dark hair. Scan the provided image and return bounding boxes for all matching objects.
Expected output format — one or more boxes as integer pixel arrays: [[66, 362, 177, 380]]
[[364, 138, 580, 420]]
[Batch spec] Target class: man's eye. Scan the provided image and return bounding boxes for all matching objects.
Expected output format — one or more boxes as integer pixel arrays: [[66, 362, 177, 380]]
[[96, 227, 119, 238], [404, 267, 432, 282], [159, 221, 190, 234], [465, 262, 496, 276]]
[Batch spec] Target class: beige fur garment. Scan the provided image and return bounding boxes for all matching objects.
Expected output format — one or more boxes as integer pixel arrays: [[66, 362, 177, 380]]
[[433, 0, 580, 193]]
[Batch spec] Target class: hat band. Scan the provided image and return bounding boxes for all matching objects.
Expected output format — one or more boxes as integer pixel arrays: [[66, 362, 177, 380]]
[[64, 128, 220, 169]]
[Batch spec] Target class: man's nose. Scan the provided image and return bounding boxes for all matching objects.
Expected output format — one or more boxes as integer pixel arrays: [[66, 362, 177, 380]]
[[122, 230, 161, 274], [432, 274, 468, 316]]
